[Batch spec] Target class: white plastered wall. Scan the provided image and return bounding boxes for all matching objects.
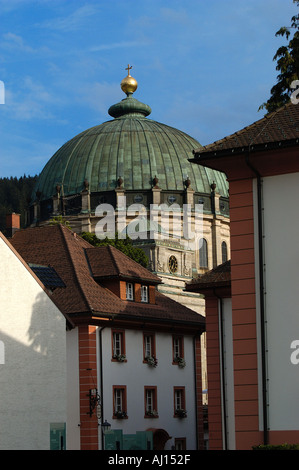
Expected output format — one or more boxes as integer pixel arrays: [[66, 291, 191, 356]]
[[259, 172, 299, 430], [0, 236, 67, 449], [98, 327, 198, 450]]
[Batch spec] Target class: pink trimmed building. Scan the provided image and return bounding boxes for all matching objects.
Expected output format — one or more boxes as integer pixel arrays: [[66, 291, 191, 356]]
[[187, 102, 299, 449]]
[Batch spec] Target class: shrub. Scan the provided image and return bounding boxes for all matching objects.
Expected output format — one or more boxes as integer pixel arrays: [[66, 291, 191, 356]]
[[252, 443, 299, 450]]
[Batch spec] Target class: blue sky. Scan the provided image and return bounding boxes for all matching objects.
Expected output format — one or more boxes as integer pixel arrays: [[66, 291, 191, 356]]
[[0, 0, 297, 178]]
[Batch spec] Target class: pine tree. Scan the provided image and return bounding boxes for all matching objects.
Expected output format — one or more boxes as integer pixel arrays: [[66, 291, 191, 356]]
[[0, 175, 37, 232]]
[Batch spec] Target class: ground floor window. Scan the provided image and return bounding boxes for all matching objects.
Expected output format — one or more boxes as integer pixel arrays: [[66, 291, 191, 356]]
[[174, 438, 186, 450]]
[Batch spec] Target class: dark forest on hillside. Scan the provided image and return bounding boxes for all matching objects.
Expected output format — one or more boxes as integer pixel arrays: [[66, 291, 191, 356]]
[[0, 175, 38, 233]]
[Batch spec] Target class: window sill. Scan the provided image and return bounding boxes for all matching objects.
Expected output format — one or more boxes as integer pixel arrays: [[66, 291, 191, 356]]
[[113, 413, 128, 420], [112, 355, 127, 363]]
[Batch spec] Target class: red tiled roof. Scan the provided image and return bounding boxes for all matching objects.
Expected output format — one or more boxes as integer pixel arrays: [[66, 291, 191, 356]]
[[11, 225, 204, 328], [192, 102, 299, 158], [186, 260, 231, 291], [11, 224, 116, 315], [0, 231, 75, 328], [85, 245, 161, 284]]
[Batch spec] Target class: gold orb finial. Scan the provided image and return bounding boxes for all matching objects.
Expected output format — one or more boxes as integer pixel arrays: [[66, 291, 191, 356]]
[[121, 64, 138, 95]]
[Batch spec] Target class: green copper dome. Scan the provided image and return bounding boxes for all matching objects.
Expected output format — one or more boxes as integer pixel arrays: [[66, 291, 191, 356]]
[[32, 72, 229, 207]]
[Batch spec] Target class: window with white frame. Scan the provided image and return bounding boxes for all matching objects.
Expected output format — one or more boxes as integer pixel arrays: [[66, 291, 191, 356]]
[[143, 333, 156, 366], [115, 388, 122, 412], [146, 389, 153, 413], [173, 335, 184, 361], [126, 282, 134, 300], [141, 285, 148, 303], [145, 386, 158, 417], [174, 389, 183, 410], [173, 336, 181, 359], [174, 387, 186, 417], [113, 386, 127, 418], [144, 334, 152, 358], [112, 330, 126, 361], [113, 332, 121, 356]]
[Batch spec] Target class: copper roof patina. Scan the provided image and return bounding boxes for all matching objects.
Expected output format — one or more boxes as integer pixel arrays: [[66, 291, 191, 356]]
[[32, 70, 229, 202]]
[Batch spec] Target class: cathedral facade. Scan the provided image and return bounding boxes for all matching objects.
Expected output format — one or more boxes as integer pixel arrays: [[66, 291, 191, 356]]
[[27, 68, 230, 314]]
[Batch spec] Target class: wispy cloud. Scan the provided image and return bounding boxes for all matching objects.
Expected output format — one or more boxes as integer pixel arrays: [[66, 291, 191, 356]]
[[1, 32, 49, 55], [160, 7, 191, 26], [3, 76, 57, 121], [90, 40, 150, 52], [2, 32, 35, 53], [0, 0, 29, 13], [37, 4, 100, 32]]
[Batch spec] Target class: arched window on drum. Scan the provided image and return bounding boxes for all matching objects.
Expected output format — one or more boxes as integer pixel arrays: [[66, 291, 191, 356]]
[[199, 238, 208, 268], [221, 241, 228, 263]]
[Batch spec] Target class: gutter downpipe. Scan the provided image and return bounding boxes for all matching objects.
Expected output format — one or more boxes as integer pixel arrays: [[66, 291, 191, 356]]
[[193, 336, 199, 450], [245, 151, 268, 446], [99, 326, 106, 450], [213, 289, 228, 450]]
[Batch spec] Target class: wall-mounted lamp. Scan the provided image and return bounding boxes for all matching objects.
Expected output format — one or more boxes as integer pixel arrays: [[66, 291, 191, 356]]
[[88, 388, 101, 417], [101, 420, 111, 433]]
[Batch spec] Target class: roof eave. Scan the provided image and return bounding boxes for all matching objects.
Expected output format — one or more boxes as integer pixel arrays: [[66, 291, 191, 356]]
[[92, 312, 205, 332], [191, 138, 299, 162], [94, 274, 162, 285], [186, 280, 231, 290], [69, 310, 205, 332]]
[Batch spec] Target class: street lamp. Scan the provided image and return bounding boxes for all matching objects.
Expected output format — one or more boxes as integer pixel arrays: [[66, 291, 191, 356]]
[[101, 420, 111, 433], [101, 419, 111, 450]]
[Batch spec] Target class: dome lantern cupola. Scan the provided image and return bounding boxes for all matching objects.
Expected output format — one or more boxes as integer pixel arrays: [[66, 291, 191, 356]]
[[108, 65, 151, 119], [120, 64, 138, 95]]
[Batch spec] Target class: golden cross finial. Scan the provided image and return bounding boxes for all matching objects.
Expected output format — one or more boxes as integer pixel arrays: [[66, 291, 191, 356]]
[[125, 64, 132, 76]]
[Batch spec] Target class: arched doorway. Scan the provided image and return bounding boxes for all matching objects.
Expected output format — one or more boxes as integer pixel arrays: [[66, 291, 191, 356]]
[[147, 428, 171, 450]]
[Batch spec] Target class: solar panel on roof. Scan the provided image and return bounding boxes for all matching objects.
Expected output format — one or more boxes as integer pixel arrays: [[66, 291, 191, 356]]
[[29, 264, 66, 289]]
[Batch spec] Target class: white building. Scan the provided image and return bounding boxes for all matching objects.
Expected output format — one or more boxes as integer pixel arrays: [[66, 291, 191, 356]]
[[0, 231, 67, 450], [11, 224, 205, 450]]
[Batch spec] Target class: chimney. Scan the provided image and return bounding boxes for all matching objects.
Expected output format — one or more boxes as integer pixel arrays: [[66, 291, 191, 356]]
[[6, 213, 20, 237]]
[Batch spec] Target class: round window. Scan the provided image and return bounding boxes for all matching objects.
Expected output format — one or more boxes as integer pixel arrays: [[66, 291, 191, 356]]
[[168, 255, 178, 273], [134, 194, 143, 203], [168, 195, 177, 204]]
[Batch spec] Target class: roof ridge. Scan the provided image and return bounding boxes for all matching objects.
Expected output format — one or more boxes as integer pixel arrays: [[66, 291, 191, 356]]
[[106, 244, 123, 274], [57, 224, 95, 312], [193, 101, 298, 155], [247, 106, 284, 147], [96, 244, 161, 281], [10, 226, 205, 324]]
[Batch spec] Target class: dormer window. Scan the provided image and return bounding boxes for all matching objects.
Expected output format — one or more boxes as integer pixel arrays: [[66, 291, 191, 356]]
[[141, 285, 148, 303], [126, 282, 134, 300]]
